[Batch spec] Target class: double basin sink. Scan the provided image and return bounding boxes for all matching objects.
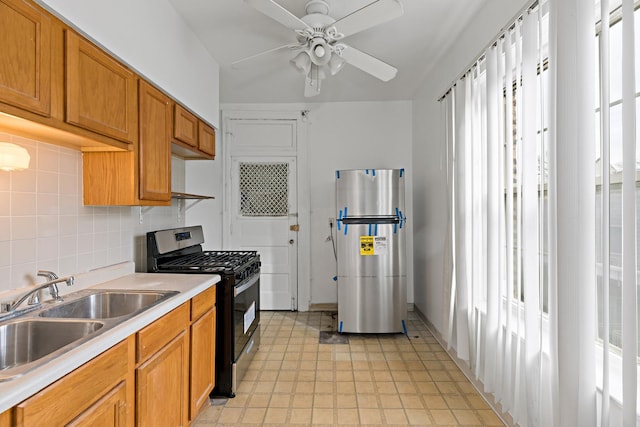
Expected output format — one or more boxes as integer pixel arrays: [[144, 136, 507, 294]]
[[0, 289, 178, 381]]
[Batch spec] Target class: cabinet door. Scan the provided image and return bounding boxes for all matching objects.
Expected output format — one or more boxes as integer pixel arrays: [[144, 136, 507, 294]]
[[66, 31, 137, 144], [190, 307, 216, 420], [198, 121, 216, 158], [136, 331, 189, 427], [138, 80, 171, 202], [0, 409, 11, 427], [15, 340, 128, 426], [0, 0, 51, 116], [67, 381, 127, 427], [173, 104, 198, 147]]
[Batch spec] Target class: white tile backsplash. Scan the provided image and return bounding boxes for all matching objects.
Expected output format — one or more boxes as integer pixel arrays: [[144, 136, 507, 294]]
[[11, 239, 36, 264], [0, 193, 8, 216], [11, 169, 37, 192], [12, 217, 36, 240], [0, 137, 186, 292], [36, 193, 58, 216], [0, 217, 9, 241], [37, 171, 58, 194], [11, 193, 36, 216], [0, 242, 9, 267]]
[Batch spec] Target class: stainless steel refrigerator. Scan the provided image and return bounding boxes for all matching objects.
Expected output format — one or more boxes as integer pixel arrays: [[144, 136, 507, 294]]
[[336, 168, 407, 334]]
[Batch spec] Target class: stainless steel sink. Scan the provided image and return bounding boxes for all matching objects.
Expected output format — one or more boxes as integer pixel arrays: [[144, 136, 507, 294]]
[[0, 319, 103, 381], [38, 290, 178, 319], [0, 288, 179, 381]]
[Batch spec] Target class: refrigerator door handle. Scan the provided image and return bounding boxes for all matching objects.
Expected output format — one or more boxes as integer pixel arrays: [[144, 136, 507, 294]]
[[341, 217, 400, 225]]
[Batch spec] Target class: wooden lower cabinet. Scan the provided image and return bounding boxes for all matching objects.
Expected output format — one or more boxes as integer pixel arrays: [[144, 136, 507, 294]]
[[3, 286, 217, 427], [67, 382, 127, 427], [136, 332, 189, 427], [135, 302, 189, 427], [14, 340, 129, 426], [0, 409, 11, 427], [189, 287, 216, 421]]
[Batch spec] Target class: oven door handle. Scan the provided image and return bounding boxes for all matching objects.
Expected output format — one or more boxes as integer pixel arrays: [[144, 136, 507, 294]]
[[234, 274, 259, 297]]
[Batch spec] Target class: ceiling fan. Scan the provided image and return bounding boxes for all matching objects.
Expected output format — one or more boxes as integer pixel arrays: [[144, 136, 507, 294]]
[[234, 0, 404, 97]]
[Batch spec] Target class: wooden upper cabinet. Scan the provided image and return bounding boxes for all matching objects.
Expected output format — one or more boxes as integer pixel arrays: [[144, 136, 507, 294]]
[[173, 103, 198, 147], [0, 0, 52, 117], [172, 103, 216, 159], [198, 121, 215, 158], [138, 80, 171, 203], [65, 31, 137, 144]]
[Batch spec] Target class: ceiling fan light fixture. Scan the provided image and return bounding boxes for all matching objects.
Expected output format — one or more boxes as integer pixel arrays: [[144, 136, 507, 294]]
[[290, 51, 311, 74], [309, 64, 328, 81], [328, 54, 346, 75], [309, 38, 331, 65]]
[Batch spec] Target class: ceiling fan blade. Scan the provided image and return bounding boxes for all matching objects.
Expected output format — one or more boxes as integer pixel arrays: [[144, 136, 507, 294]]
[[332, 0, 403, 38], [339, 45, 398, 81], [232, 43, 303, 68], [304, 77, 321, 97], [244, 0, 310, 31]]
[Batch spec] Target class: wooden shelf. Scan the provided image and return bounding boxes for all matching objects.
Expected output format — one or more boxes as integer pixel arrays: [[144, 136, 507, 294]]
[[171, 192, 215, 200]]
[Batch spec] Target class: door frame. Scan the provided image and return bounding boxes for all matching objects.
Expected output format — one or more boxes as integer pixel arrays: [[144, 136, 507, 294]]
[[221, 106, 310, 311]]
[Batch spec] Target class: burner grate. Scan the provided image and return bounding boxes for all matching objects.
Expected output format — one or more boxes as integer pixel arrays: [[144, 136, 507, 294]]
[[160, 251, 257, 271]]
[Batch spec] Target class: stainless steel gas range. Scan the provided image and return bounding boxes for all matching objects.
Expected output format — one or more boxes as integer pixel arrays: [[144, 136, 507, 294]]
[[146, 225, 260, 398]]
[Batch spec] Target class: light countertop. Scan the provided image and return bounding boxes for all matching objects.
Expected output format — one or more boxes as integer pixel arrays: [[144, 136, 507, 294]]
[[0, 271, 220, 413]]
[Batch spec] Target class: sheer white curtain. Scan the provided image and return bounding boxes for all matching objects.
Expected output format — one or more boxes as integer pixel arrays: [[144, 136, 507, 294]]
[[595, 0, 638, 425], [441, 0, 640, 424], [443, 5, 555, 424]]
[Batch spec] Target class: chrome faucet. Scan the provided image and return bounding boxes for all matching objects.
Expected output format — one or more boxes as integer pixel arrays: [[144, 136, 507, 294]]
[[6, 271, 75, 312]]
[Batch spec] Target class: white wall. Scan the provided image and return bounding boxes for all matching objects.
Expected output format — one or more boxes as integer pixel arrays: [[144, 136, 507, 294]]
[[185, 160, 224, 250], [411, 0, 530, 334], [34, 0, 220, 127], [307, 101, 414, 306], [200, 101, 414, 309]]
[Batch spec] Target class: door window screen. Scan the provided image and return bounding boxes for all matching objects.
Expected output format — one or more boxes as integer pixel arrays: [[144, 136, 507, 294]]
[[239, 162, 289, 216]]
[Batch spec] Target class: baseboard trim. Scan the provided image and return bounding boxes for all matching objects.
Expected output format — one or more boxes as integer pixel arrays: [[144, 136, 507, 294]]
[[308, 303, 338, 311]]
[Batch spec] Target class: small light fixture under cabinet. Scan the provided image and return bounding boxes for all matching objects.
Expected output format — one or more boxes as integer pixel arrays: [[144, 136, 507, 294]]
[[0, 142, 30, 171]]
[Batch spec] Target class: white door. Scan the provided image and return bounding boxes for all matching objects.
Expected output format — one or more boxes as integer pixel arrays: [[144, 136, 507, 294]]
[[224, 113, 301, 311]]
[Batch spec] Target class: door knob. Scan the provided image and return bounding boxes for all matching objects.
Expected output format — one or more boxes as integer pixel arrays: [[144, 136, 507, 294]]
[[289, 239, 295, 244]]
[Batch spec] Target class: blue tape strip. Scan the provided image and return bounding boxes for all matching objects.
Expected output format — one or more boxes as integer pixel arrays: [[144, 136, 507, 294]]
[[374, 224, 378, 236], [394, 223, 398, 234], [401, 319, 407, 336], [344, 207, 348, 217], [344, 224, 348, 235], [336, 170, 340, 179], [339, 321, 343, 334], [368, 224, 372, 236], [372, 169, 376, 176], [365, 169, 369, 175], [399, 210, 404, 228], [333, 276, 337, 282], [400, 168, 404, 177], [337, 209, 342, 231]]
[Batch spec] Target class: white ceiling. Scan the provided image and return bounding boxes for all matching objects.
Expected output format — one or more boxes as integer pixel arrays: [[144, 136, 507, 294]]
[[168, 0, 485, 104]]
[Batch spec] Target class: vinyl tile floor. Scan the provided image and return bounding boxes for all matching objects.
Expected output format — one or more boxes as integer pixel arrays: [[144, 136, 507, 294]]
[[193, 311, 504, 426]]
